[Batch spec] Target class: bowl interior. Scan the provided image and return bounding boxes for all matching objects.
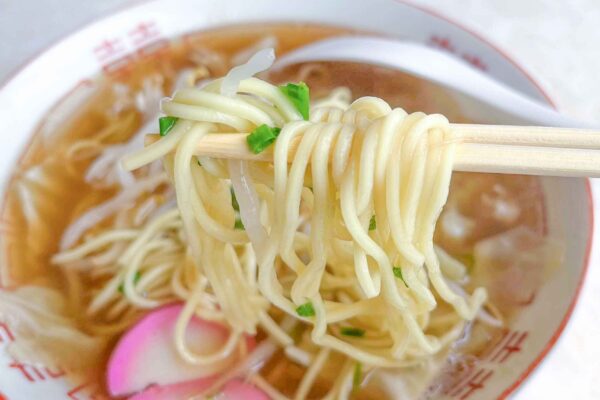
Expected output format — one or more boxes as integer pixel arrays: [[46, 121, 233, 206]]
[[0, 1, 591, 399]]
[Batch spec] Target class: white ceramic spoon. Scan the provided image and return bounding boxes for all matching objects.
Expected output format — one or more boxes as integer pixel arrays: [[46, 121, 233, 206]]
[[274, 36, 588, 128]]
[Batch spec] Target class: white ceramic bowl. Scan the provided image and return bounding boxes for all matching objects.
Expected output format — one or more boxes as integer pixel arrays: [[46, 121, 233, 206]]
[[0, 1, 592, 399]]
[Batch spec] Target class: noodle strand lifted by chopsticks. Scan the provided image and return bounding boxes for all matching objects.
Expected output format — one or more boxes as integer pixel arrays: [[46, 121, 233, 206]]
[[118, 72, 487, 365], [51, 51, 489, 399]]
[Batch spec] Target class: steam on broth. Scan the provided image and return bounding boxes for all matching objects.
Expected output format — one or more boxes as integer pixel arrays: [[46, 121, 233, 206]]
[[0, 24, 551, 400]]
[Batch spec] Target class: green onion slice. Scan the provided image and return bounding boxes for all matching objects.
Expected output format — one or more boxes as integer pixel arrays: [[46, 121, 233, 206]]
[[159, 116, 178, 136], [279, 82, 310, 120], [369, 215, 376, 231], [393, 267, 409, 288], [296, 302, 316, 317], [118, 271, 141, 293], [247, 124, 282, 154], [341, 327, 366, 337]]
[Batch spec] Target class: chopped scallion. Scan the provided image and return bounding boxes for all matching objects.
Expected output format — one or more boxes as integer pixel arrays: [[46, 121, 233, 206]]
[[231, 188, 240, 211], [159, 116, 178, 136], [369, 215, 376, 231], [295, 302, 315, 317], [234, 218, 245, 230], [340, 327, 365, 337], [246, 124, 281, 154], [118, 271, 141, 293], [393, 266, 409, 288], [279, 82, 310, 120]]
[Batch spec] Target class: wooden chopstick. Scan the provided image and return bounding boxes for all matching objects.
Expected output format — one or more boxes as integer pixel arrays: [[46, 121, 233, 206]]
[[454, 124, 600, 149], [456, 143, 600, 177], [141, 124, 600, 178]]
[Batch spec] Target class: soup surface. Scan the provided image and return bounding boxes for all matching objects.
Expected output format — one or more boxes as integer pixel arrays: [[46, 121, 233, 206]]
[[0, 24, 548, 399]]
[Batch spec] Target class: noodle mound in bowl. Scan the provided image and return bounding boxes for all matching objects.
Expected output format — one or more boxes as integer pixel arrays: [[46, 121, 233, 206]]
[[0, 1, 592, 400]]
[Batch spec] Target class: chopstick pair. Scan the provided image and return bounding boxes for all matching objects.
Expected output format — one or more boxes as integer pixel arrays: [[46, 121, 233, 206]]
[[140, 124, 600, 178]]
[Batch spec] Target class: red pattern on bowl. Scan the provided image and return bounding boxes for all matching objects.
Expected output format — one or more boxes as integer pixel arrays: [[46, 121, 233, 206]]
[[0, 1, 592, 399]]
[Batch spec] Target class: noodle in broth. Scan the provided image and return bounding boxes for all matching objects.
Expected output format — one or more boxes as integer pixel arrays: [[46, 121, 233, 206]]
[[0, 24, 550, 400]]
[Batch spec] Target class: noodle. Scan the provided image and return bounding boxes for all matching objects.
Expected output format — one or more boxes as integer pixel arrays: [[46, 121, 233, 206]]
[[0, 26, 554, 400], [294, 347, 330, 400], [51, 51, 485, 397], [163, 80, 482, 356]]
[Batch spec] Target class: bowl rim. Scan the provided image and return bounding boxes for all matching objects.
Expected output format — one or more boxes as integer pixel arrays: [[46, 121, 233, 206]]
[[0, 1, 593, 399]]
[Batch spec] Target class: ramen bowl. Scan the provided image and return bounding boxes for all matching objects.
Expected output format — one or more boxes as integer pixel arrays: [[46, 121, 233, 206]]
[[0, 1, 592, 399]]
